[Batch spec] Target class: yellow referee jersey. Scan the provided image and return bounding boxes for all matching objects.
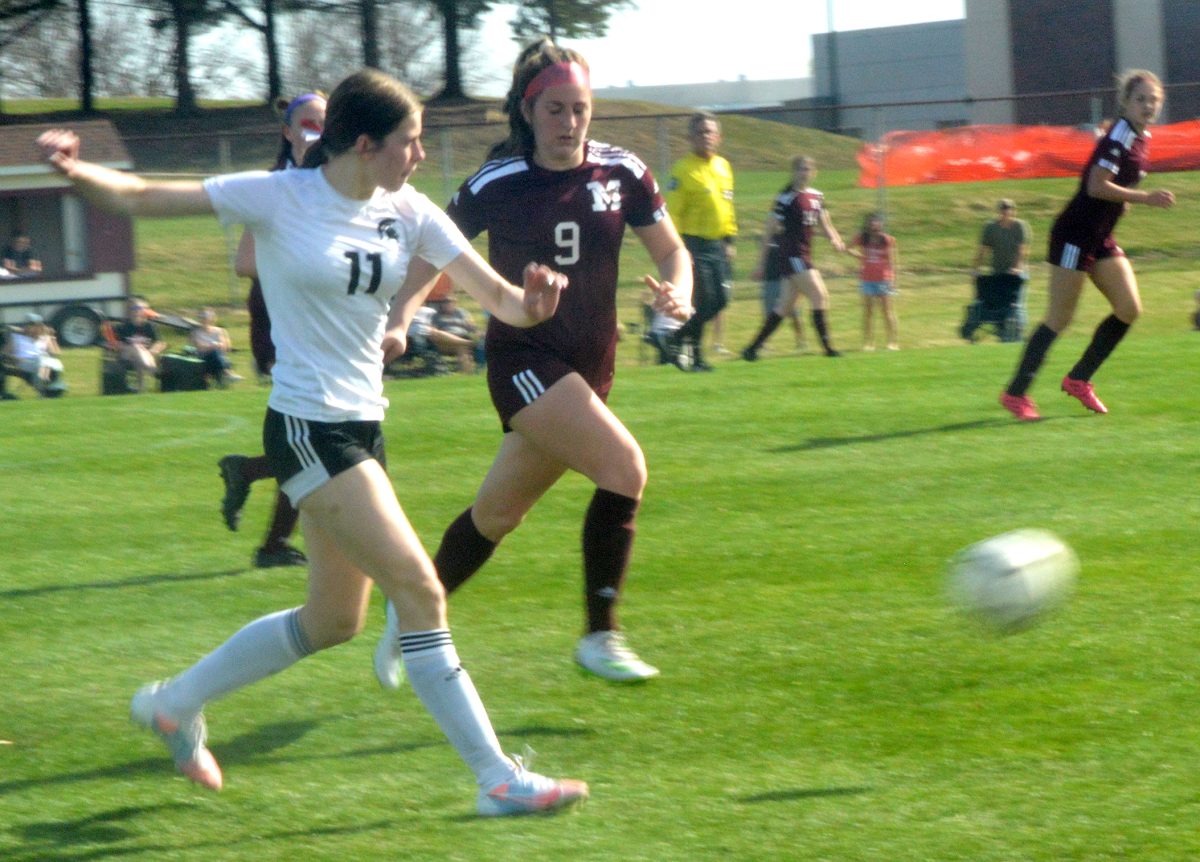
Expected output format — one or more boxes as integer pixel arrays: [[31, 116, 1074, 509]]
[[666, 151, 737, 241]]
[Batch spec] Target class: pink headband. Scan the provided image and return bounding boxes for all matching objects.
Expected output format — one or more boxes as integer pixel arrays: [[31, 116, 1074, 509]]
[[523, 61, 590, 103]]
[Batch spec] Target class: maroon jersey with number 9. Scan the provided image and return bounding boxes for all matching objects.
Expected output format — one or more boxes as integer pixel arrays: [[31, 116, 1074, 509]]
[[447, 140, 667, 387]]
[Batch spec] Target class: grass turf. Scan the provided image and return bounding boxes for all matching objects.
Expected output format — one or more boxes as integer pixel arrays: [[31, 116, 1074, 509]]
[[1, 143, 1198, 859], [1, 324, 1198, 860]]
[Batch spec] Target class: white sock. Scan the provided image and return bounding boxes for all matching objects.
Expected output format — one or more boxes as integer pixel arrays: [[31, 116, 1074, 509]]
[[401, 630, 514, 788], [161, 607, 311, 718]]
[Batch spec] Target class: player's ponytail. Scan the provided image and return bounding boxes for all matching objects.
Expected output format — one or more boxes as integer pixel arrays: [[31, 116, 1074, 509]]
[[489, 38, 590, 160]]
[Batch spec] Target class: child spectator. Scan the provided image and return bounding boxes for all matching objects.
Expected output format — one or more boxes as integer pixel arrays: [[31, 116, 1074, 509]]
[[850, 212, 899, 351]]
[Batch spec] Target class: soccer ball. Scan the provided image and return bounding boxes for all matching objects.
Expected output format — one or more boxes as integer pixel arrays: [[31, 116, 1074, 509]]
[[947, 528, 1078, 631]]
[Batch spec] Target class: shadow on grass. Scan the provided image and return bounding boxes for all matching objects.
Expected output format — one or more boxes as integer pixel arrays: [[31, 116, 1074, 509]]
[[772, 418, 1033, 452], [0, 720, 317, 798], [738, 785, 871, 804], [0, 568, 246, 600], [7, 808, 396, 862], [0, 718, 594, 798]]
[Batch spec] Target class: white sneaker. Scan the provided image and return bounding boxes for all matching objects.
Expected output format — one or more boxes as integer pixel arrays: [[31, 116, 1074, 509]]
[[130, 681, 223, 790], [477, 751, 588, 817], [574, 631, 659, 682], [373, 600, 406, 690]]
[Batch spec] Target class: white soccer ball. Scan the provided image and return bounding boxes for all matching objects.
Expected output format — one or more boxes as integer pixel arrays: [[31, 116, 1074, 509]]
[[948, 528, 1078, 631]]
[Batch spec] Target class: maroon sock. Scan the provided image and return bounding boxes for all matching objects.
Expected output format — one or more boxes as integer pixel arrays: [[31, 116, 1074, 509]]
[[243, 454, 273, 483], [582, 488, 640, 634], [433, 508, 497, 593], [261, 488, 299, 552]]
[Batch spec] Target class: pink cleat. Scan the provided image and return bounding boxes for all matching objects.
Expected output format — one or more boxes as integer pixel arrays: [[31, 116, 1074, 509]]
[[131, 682, 223, 791], [477, 752, 588, 817], [1061, 376, 1107, 414], [1000, 392, 1041, 422]]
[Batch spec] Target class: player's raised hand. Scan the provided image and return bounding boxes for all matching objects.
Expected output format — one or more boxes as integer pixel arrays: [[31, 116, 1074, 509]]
[[521, 262, 567, 323], [36, 129, 82, 175], [644, 274, 693, 321]]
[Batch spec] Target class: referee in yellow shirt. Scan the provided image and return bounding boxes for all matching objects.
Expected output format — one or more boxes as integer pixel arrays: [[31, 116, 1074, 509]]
[[666, 111, 736, 371]]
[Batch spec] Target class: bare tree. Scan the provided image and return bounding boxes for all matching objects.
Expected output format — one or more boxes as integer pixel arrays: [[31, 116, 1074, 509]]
[[283, 2, 440, 96], [509, 0, 633, 42]]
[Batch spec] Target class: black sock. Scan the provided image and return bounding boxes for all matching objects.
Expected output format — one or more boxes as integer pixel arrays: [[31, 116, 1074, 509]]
[[812, 309, 836, 353], [1068, 314, 1131, 381], [262, 489, 299, 551], [433, 508, 497, 594], [749, 312, 783, 351], [1006, 323, 1058, 396], [582, 488, 639, 633]]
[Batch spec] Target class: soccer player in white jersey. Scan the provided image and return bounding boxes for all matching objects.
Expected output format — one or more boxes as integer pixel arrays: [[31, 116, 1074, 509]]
[[37, 68, 588, 817], [375, 39, 693, 687]]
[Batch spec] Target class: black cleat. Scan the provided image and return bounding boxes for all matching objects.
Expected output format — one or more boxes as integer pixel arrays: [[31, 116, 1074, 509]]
[[218, 455, 251, 531]]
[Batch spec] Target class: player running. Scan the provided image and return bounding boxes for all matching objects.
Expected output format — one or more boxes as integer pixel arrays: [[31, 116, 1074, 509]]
[[375, 38, 692, 687], [1001, 69, 1176, 420], [38, 68, 587, 816]]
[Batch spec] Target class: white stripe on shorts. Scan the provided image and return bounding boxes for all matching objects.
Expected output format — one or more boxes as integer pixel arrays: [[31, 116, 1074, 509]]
[[284, 414, 319, 468], [787, 255, 809, 274], [1060, 243, 1081, 271], [512, 369, 546, 405]]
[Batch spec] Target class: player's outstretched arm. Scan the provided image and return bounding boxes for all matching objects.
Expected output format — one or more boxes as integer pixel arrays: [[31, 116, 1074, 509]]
[[37, 128, 213, 218], [443, 245, 565, 328]]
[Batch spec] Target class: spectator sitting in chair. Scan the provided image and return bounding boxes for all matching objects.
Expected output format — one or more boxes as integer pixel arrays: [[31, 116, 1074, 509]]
[[112, 298, 165, 392], [430, 294, 479, 373], [6, 312, 64, 396], [189, 307, 242, 387], [2, 230, 43, 277]]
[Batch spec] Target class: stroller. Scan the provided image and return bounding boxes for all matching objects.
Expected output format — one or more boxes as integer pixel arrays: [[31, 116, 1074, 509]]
[[960, 273, 1026, 343]]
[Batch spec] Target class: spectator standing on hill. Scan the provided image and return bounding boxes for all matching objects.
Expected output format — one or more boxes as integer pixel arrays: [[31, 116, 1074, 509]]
[[850, 212, 899, 351], [1000, 70, 1176, 421], [373, 38, 692, 688], [742, 155, 846, 361], [665, 111, 736, 372], [37, 68, 588, 816], [219, 91, 327, 569]]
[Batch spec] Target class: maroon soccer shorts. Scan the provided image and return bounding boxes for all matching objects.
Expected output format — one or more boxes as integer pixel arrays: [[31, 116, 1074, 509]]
[[486, 348, 613, 432]]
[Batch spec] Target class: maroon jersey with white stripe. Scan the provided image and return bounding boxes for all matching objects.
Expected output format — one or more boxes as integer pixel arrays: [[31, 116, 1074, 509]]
[[1052, 118, 1149, 247], [447, 140, 667, 384], [772, 186, 824, 263]]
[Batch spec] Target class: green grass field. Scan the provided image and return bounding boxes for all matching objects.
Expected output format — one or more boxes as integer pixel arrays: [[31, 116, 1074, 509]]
[[2, 143, 1199, 859]]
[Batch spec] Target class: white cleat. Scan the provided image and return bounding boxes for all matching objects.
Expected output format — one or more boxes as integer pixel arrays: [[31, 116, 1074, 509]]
[[574, 630, 660, 683], [373, 600, 406, 690], [130, 681, 223, 790]]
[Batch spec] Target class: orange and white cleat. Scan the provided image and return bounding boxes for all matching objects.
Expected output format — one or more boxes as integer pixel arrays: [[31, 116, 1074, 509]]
[[131, 682, 223, 791], [477, 752, 588, 817], [1061, 376, 1107, 414]]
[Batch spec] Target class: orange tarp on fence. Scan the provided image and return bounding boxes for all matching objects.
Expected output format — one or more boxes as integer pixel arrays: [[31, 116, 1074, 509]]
[[856, 121, 1200, 187]]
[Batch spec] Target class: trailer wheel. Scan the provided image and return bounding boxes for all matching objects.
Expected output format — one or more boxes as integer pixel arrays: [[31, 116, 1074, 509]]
[[53, 305, 103, 348]]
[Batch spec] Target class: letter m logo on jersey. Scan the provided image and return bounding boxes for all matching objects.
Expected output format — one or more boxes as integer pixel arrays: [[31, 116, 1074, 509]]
[[587, 180, 622, 212]]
